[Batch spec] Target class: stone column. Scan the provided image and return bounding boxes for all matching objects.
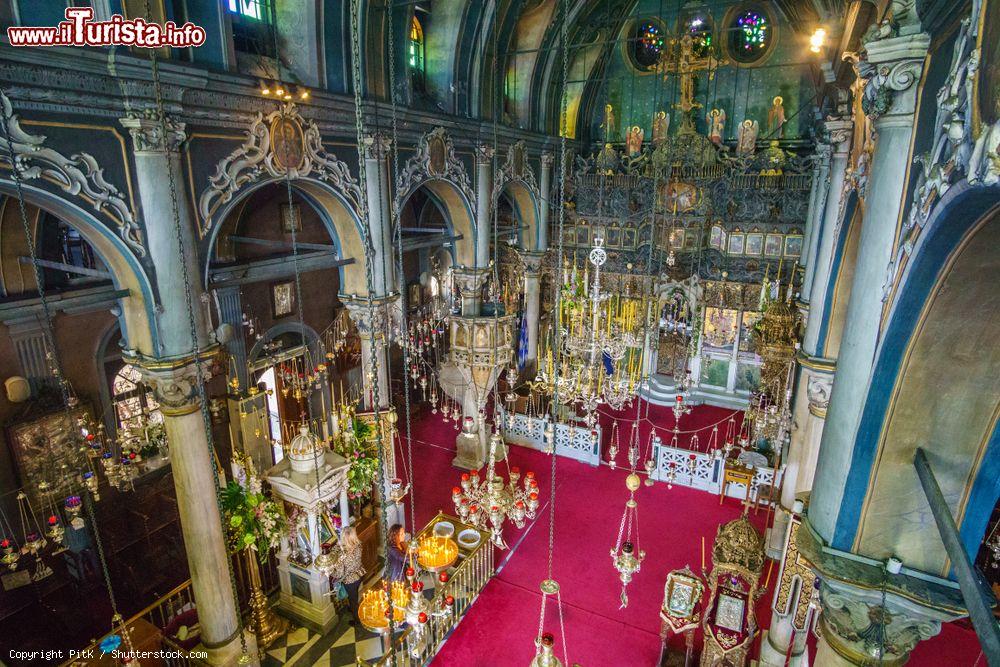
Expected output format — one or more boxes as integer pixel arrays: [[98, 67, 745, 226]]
[[802, 119, 852, 358], [474, 145, 494, 269], [343, 295, 396, 410], [214, 286, 248, 390], [522, 252, 544, 373], [119, 113, 211, 358], [136, 357, 258, 665], [809, 33, 930, 542], [800, 143, 833, 303], [537, 153, 553, 251], [362, 133, 395, 296]]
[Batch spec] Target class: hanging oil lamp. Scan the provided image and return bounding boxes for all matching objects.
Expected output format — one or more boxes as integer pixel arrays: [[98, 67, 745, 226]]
[[530, 632, 563, 667], [610, 474, 646, 608]]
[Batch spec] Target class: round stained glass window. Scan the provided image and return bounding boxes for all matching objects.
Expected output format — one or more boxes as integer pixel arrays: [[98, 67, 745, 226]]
[[630, 19, 665, 71], [729, 7, 771, 63]]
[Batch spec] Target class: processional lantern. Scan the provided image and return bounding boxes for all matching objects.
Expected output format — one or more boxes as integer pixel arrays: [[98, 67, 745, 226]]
[[699, 515, 766, 667], [659, 566, 706, 665]]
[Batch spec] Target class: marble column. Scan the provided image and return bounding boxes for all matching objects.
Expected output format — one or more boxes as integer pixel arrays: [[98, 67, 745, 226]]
[[119, 114, 211, 358], [802, 119, 853, 359], [343, 295, 397, 410], [800, 143, 833, 304], [121, 113, 256, 665], [537, 153, 553, 251], [136, 357, 258, 665], [809, 33, 930, 543], [522, 252, 544, 374], [474, 144, 494, 269], [214, 286, 248, 390], [362, 133, 395, 296]]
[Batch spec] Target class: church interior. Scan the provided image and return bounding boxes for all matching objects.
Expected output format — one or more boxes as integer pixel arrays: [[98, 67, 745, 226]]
[[0, 0, 998, 665]]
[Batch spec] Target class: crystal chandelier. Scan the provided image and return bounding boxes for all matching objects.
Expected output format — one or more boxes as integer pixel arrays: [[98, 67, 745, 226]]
[[452, 432, 539, 548], [610, 473, 645, 608]]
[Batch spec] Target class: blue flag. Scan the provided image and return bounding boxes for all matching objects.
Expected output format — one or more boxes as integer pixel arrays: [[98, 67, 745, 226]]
[[602, 350, 614, 376], [517, 312, 529, 370]]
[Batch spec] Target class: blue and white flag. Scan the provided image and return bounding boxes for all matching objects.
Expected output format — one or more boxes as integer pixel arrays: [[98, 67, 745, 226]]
[[517, 311, 529, 370]]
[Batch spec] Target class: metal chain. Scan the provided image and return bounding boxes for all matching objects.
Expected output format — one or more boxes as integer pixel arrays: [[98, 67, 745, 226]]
[[385, 0, 417, 531], [0, 92, 128, 649], [349, 0, 396, 650], [144, 5, 249, 655]]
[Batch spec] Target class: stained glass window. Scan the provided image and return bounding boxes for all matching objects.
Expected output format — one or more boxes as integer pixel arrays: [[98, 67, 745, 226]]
[[227, 0, 275, 57], [729, 7, 770, 63], [630, 20, 664, 71], [409, 17, 425, 76]]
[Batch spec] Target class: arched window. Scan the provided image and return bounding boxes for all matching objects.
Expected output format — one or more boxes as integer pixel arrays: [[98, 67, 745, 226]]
[[409, 16, 425, 85], [727, 4, 772, 64], [629, 19, 665, 72], [111, 364, 162, 433], [227, 0, 276, 58]]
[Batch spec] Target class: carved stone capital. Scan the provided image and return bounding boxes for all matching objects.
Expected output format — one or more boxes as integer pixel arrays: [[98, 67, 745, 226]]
[[120, 111, 186, 154], [818, 577, 944, 666], [824, 117, 854, 155], [362, 132, 392, 161], [859, 33, 930, 122], [474, 144, 495, 165], [806, 374, 833, 417], [129, 347, 222, 415], [451, 267, 490, 298], [540, 152, 555, 168], [342, 294, 399, 338], [522, 251, 545, 275]]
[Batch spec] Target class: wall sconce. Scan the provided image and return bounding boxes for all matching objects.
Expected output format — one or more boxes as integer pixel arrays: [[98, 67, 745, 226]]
[[809, 28, 827, 53]]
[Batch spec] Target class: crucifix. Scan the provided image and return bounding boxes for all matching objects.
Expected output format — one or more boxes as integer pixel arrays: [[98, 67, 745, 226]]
[[657, 34, 726, 132]]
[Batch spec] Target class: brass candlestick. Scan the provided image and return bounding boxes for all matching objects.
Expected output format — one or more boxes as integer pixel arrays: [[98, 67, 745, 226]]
[[245, 549, 288, 649]]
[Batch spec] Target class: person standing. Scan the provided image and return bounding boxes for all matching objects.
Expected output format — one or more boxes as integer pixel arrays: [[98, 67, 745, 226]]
[[334, 526, 365, 625]]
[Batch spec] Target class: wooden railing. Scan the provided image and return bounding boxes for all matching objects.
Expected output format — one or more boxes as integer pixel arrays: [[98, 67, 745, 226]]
[[60, 552, 279, 666]]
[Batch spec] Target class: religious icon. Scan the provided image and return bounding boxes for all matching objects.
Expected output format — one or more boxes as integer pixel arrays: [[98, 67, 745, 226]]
[[706, 108, 726, 145], [596, 142, 619, 173], [427, 135, 447, 175], [784, 235, 803, 258], [684, 229, 699, 249], [606, 226, 622, 247], [281, 202, 301, 232], [736, 119, 759, 155], [272, 281, 296, 318], [626, 125, 644, 156], [767, 95, 786, 138], [713, 593, 746, 633], [764, 233, 783, 257], [623, 227, 637, 248], [601, 103, 618, 141], [745, 233, 763, 256], [658, 181, 701, 212], [270, 116, 305, 171], [728, 232, 745, 255], [652, 110, 670, 144], [576, 224, 591, 246], [710, 224, 725, 249]]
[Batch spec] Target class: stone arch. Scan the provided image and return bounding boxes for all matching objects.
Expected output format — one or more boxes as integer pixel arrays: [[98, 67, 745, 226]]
[[394, 128, 477, 266], [247, 321, 323, 366], [203, 176, 368, 296], [832, 183, 1000, 575], [0, 181, 157, 356], [492, 142, 541, 251]]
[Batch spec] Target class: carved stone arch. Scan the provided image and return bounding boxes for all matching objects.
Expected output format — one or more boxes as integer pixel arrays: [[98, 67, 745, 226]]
[[197, 103, 372, 295], [0, 181, 157, 356], [247, 320, 323, 366], [394, 127, 477, 266], [0, 92, 144, 257], [492, 141, 542, 250]]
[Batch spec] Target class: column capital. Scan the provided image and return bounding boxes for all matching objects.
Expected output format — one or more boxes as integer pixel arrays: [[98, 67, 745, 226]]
[[852, 32, 930, 123], [806, 373, 833, 418], [128, 346, 224, 415], [522, 251, 545, 274], [119, 111, 186, 154], [474, 144, 495, 165], [341, 294, 399, 338], [540, 152, 555, 167], [362, 132, 392, 161], [823, 116, 854, 155], [451, 266, 490, 297]]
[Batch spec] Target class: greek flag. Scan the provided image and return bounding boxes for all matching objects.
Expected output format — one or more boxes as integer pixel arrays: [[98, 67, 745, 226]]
[[517, 312, 529, 370]]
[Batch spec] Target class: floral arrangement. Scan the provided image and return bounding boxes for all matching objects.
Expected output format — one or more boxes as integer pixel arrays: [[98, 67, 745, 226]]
[[334, 415, 380, 500], [221, 474, 284, 560]]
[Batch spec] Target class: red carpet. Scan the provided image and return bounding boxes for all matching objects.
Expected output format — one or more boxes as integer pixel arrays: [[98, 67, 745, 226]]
[[394, 402, 985, 666]]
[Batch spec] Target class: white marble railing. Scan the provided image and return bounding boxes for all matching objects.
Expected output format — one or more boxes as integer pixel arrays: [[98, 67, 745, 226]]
[[499, 408, 602, 467], [651, 435, 783, 503]]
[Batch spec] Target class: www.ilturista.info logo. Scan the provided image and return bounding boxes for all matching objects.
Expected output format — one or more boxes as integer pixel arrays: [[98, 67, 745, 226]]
[[7, 7, 206, 48]]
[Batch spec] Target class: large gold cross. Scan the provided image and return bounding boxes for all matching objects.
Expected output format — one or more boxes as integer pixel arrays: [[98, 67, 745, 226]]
[[657, 34, 726, 131]]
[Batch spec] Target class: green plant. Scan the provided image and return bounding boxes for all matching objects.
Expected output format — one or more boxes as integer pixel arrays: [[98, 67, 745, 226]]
[[221, 480, 284, 559]]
